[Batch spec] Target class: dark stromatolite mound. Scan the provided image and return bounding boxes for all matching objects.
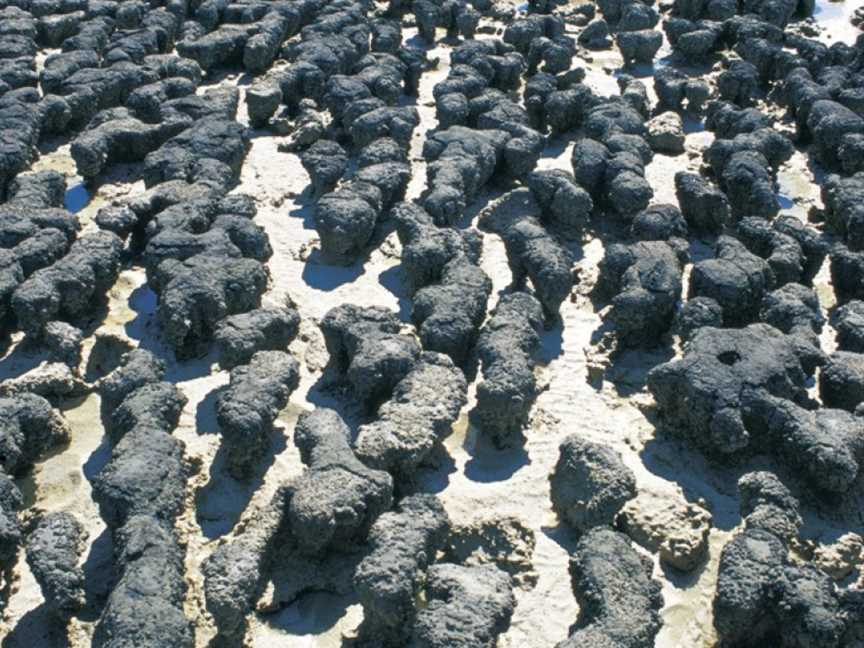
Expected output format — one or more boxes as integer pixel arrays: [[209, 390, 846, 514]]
[[410, 563, 516, 648], [202, 487, 286, 643], [93, 516, 194, 648], [598, 239, 687, 346], [320, 303, 420, 410], [648, 323, 863, 492], [354, 494, 451, 645], [472, 292, 544, 447], [355, 351, 467, 485], [737, 216, 828, 288], [25, 511, 88, 616], [0, 471, 23, 568], [834, 300, 864, 352], [556, 527, 664, 647], [392, 201, 490, 364], [11, 230, 123, 337], [154, 254, 268, 359], [550, 435, 637, 533], [216, 350, 300, 479], [689, 235, 774, 327], [714, 472, 850, 648], [480, 189, 574, 321], [98, 348, 165, 412], [674, 171, 730, 235], [214, 305, 301, 370], [526, 169, 594, 239], [819, 350, 864, 413], [288, 408, 393, 556], [392, 201, 483, 295], [0, 392, 71, 476]]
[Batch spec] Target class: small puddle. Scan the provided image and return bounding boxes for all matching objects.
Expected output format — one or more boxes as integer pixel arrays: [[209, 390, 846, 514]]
[[814, 0, 846, 20], [777, 193, 795, 210], [64, 183, 91, 213], [813, 0, 860, 44]]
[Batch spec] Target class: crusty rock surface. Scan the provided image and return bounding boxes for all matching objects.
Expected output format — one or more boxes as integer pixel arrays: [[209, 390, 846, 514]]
[[556, 528, 664, 647], [354, 494, 450, 645], [480, 189, 574, 321], [0, 392, 71, 476], [472, 292, 544, 447], [288, 408, 393, 555], [446, 516, 538, 588], [320, 303, 420, 409], [410, 563, 516, 648], [648, 324, 862, 493], [1, 1, 861, 645], [214, 305, 301, 369], [550, 434, 637, 533], [203, 486, 286, 642], [713, 472, 850, 648], [812, 533, 864, 581], [355, 352, 467, 485], [620, 491, 712, 572], [93, 516, 194, 648], [0, 472, 23, 568], [215, 350, 300, 478], [25, 511, 87, 616], [598, 238, 686, 346], [819, 350, 864, 412]]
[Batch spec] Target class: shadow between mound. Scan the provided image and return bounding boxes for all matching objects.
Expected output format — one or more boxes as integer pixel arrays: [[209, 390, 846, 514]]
[[415, 445, 458, 495], [123, 281, 220, 382], [195, 385, 222, 436], [122, 281, 158, 343], [195, 422, 287, 540], [537, 317, 565, 365], [63, 183, 91, 214], [303, 367, 370, 427], [263, 591, 356, 640], [84, 334, 134, 383], [288, 193, 316, 231], [540, 134, 574, 160], [541, 521, 580, 556], [463, 419, 531, 483], [304, 378, 361, 416], [377, 264, 413, 322], [82, 432, 112, 485], [602, 344, 676, 397], [301, 251, 366, 291], [79, 527, 114, 622], [0, 342, 48, 383], [300, 210, 399, 292], [1, 604, 70, 648]]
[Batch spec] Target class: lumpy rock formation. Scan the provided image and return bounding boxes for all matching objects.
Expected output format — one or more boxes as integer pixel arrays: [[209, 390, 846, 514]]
[[0, 0, 861, 645]]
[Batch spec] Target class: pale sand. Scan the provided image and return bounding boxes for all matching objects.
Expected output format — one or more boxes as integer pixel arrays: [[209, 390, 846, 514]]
[[1, 5, 862, 647]]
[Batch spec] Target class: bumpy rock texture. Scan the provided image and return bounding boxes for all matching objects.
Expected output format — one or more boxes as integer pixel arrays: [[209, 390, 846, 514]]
[[648, 324, 862, 493], [556, 528, 664, 647], [410, 563, 516, 648], [1, 0, 861, 645], [289, 408, 394, 555], [25, 512, 87, 616], [216, 350, 300, 478], [354, 494, 450, 645], [620, 491, 712, 572], [550, 435, 637, 533], [713, 472, 855, 648]]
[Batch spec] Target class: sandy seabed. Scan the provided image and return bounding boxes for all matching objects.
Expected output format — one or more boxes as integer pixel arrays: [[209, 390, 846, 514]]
[[1, 1, 863, 647]]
